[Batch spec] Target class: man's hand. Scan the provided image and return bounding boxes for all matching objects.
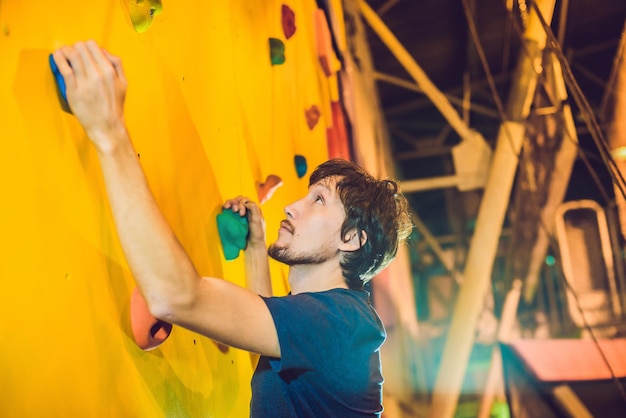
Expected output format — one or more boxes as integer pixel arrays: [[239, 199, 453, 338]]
[[52, 41, 128, 153], [223, 196, 272, 296], [223, 196, 266, 250]]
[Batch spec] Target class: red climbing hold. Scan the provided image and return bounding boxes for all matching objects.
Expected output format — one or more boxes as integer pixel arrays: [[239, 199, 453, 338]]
[[282, 5, 296, 39]]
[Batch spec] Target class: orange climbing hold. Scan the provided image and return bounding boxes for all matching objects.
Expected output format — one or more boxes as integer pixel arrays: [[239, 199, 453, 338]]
[[256, 174, 283, 205], [130, 287, 172, 351]]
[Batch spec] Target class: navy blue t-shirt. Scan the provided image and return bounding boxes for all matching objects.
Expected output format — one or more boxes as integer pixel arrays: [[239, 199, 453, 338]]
[[250, 288, 386, 417]]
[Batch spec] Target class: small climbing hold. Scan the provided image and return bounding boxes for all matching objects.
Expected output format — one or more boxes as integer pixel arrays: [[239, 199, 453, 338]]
[[281, 5, 296, 39], [294, 155, 307, 179], [269, 38, 286, 65], [305, 105, 321, 130], [256, 174, 283, 205], [214, 340, 230, 353], [314, 9, 334, 76], [121, 0, 163, 33], [48, 54, 72, 114], [216, 209, 249, 260]]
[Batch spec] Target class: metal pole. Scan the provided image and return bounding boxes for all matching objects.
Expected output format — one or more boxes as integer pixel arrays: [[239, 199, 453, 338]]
[[607, 33, 626, 314], [522, 53, 579, 302], [427, 1, 557, 417]]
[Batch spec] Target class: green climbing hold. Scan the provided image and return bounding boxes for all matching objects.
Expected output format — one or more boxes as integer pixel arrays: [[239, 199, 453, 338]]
[[269, 38, 286, 65], [216, 209, 249, 260]]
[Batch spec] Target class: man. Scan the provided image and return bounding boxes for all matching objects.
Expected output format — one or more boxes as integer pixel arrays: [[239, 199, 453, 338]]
[[52, 41, 412, 417]]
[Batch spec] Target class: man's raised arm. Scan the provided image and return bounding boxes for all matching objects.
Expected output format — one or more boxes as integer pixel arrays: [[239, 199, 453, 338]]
[[52, 41, 280, 357]]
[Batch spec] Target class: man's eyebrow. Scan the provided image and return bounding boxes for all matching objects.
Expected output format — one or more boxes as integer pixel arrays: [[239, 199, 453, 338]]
[[309, 182, 332, 193]]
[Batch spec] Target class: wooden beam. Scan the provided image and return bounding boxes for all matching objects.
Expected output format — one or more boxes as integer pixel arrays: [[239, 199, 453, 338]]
[[411, 213, 463, 285], [571, 61, 608, 89], [386, 72, 511, 115], [606, 24, 626, 312], [396, 145, 453, 160], [359, 0, 473, 140], [570, 38, 619, 58], [556, 0, 570, 45], [427, 1, 557, 417], [390, 124, 452, 158], [375, 72, 500, 119], [376, 0, 401, 16], [600, 20, 626, 119], [400, 175, 460, 192], [522, 54, 580, 303]]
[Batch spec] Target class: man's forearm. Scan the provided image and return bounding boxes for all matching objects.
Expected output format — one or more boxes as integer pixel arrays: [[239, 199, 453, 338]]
[[96, 128, 199, 318], [244, 244, 272, 297]]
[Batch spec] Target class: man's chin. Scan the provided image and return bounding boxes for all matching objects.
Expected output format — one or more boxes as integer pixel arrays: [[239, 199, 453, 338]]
[[267, 244, 292, 265], [268, 244, 329, 266]]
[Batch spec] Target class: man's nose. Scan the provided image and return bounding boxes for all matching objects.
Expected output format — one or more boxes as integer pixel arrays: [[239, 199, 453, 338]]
[[284, 202, 296, 219]]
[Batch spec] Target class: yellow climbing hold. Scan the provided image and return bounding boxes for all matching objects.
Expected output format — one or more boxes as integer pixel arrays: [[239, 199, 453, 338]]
[[120, 0, 163, 33]]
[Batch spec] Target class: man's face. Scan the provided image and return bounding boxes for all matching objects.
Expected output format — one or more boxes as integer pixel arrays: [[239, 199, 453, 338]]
[[268, 177, 346, 266]]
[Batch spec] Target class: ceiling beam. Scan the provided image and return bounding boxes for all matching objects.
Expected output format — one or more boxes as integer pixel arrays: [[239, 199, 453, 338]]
[[376, 0, 401, 16], [359, 0, 474, 140], [571, 61, 609, 89], [388, 125, 421, 148], [556, 0, 570, 44], [600, 20, 626, 118], [395, 146, 454, 160], [570, 38, 619, 58], [391, 124, 453, 159], [375, 72, 501, 119], [383, 72, 510, 116]]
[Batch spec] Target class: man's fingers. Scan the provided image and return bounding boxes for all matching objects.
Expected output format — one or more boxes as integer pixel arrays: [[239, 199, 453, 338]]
[[74, 41, 99, 77], [85, 40, 113, 77], [244, 201, 264, 223], [59, 45, 86, 81], [103, 49, 127, 85], [223, 196, 262, 218], [223, 196, 247, 216], [52, 49, 76, 88]]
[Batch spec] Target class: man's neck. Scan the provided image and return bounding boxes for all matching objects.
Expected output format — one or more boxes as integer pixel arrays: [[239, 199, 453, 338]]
[[287, 261, 348, 295]]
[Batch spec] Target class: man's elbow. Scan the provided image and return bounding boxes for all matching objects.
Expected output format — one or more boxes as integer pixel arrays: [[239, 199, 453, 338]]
[[144, 280, 199, 324]]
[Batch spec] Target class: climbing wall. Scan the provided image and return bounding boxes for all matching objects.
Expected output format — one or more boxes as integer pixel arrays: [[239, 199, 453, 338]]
[[0, 0, 347, 416]]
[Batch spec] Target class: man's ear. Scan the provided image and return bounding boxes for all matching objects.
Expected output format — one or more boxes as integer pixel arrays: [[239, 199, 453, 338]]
[[339, 229, 368, 252]]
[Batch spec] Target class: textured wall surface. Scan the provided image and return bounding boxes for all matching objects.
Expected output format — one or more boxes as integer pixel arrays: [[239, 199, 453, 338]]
[[0, 1, 342, 415]]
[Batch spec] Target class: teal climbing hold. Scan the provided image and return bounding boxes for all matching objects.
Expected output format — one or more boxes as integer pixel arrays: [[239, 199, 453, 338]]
[[269, 38, 286, 65], [295, 155, 307, 178], [216, 209, 249, 260]]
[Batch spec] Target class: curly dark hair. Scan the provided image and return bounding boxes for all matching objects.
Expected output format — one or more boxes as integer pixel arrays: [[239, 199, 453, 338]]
[[309, 159, 413, 290]]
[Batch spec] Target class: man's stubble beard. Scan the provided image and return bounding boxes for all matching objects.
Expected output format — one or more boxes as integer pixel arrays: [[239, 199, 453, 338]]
[[267, 242, 334, 266]]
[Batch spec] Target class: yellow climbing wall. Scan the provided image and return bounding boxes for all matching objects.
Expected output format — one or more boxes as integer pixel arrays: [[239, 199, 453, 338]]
[[0, 0, 340, 416]]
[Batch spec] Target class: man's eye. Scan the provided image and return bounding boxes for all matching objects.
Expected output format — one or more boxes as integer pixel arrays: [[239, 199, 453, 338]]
[[315, 195, 324, 204]]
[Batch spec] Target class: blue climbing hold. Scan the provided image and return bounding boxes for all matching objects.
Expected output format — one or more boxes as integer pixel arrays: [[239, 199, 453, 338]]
[[49, 54, 72, 114], [295, 155, 307, 178]]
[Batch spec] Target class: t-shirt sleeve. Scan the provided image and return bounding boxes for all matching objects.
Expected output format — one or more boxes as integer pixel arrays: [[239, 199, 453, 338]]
[[261, 293, 351, 373]]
